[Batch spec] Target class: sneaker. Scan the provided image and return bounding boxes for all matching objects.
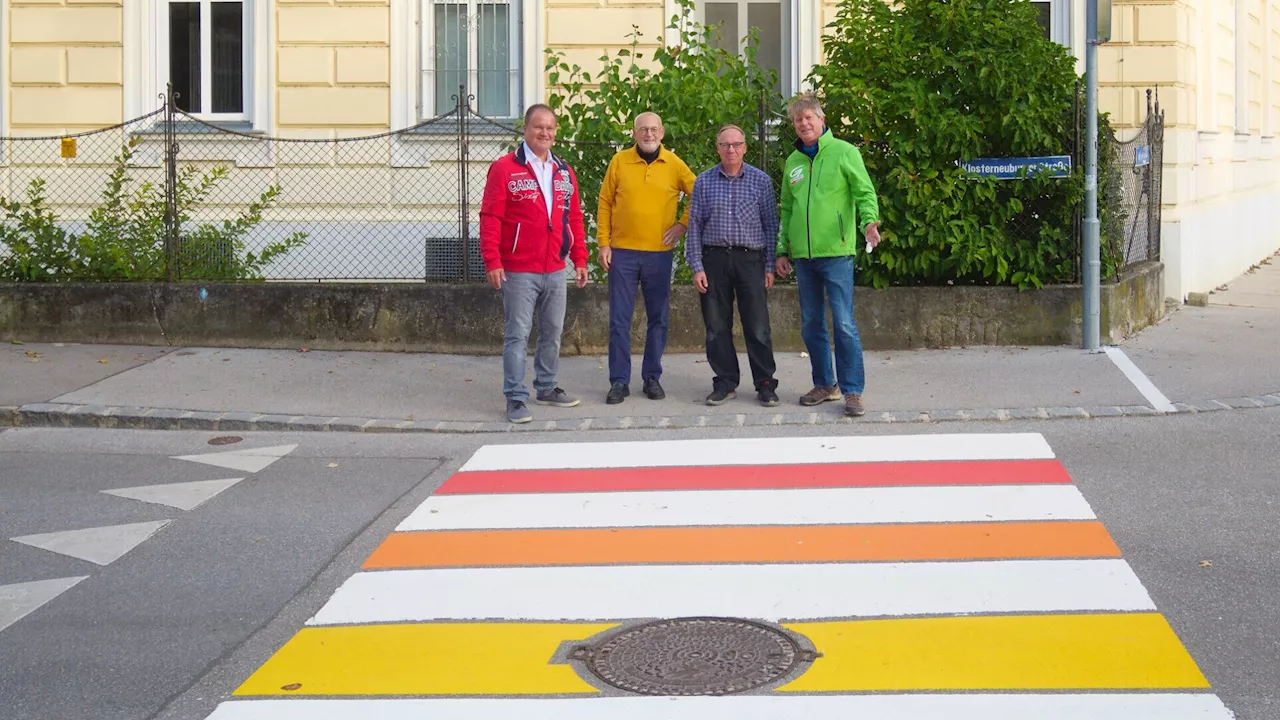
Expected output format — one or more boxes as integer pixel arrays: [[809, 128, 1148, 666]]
[[844, 393, 866, 417], [507, 399, 532, 424], [606, 382, 630, 405], [800, 385, 842, 407], [705, 387, 737, 406], [535, 388, 581, 408], [643, 378, 666, 400], [757, 386, 780, 407]]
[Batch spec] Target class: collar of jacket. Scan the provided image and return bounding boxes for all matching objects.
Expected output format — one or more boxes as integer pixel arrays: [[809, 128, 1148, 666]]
[[624, 144, 673, 164], [515, 142, 564, 172], [793, 127, 832, 153]]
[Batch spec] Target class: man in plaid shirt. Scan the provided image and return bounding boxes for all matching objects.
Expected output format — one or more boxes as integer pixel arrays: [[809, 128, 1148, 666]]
[[685, 124, 780, 407]]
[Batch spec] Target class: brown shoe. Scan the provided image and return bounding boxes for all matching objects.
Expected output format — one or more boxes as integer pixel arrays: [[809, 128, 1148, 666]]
[[844, 393, 866, 417], [800, 385, 842, 406]]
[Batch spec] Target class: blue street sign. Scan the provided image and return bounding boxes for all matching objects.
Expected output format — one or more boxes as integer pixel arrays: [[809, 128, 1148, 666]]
[[960, 155, 1073, 179], [1134, 146, 1150, 168]]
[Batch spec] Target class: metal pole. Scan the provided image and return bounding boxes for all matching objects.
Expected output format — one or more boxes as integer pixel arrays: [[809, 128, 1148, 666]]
[[1082, 0, 1101, 349]]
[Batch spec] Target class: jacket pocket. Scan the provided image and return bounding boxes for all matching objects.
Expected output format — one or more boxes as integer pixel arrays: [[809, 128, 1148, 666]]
[[837, 212, 846, 242], [512, 223, 522, 254]]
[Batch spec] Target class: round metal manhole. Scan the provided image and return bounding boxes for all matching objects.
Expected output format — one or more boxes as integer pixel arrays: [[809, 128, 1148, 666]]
[[207, 435, 243, 446], [570, 617, 816, 696]]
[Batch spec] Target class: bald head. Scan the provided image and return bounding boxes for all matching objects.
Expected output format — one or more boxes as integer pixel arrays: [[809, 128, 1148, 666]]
[[632, 112, 664, 153]]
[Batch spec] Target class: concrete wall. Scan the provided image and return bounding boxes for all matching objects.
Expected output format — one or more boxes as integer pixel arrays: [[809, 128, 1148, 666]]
[[0, 262, 1164, 351]]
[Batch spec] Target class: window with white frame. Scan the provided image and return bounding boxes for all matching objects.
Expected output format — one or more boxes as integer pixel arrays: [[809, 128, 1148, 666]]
[[421, 0, 522, 118], [165, 1, 250, 120], [1031, 0, 1071, 49], [125, 0, 267, 126], [703, 0, 791, 96]]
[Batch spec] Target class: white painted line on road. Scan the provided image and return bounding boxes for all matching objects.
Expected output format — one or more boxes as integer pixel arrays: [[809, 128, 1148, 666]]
[[10, 520, 171, 566], [397, 485, 1097, 531], [103, 478, 243, 511], [307, 559, 1154, 625], [1104, 347, 1177, 413], [204, 693, 1237, 720], [459, 433, 1055, 471], [172, 444, 298, 474], [0, 576, 88, 633]]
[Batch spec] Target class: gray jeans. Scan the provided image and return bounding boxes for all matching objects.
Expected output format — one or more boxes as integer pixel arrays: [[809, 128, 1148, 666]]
[[502, 271, 567, 402]]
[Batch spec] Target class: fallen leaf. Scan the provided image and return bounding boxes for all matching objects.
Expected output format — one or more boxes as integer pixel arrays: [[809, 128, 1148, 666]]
[[98, 359, 108, 364], [30, 358, 40, 363], [222, 358, 231, 362], [9, 339, 22, 345], [799, 352, 809, 358], [299, 348, 310, 353], [464, 378, 473, 382], [407, 414, 416, 420], [1199, 560, 1213, 568], [327, 463, 339, 468], [597, 364, 604, 370], [1073, 389, 1081, 394], [281, 683, 302, 691]]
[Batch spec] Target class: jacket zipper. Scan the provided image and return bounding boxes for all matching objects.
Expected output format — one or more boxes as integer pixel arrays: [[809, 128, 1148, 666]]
[[512, 222, 521, 254], [804, 155, 824, 258]]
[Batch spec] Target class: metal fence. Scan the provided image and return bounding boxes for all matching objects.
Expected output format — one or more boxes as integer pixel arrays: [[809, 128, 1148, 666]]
[[1104, 90, 1165, 273], [0, 86, 1160, 284]]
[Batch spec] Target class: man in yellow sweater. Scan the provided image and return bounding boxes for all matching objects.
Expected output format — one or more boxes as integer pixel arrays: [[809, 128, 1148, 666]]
[[597, 112, 697, 404]]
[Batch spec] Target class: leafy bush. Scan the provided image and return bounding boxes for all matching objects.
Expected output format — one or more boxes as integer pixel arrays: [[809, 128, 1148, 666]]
[[812, 0, 1082, 288], [0, 139, 305, 282], [544, 0, 788, 282]]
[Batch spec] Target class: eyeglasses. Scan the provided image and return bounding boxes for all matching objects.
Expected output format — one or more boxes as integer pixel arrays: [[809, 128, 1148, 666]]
[[635, 126, 662, 135], [717, 141, 746, 150]]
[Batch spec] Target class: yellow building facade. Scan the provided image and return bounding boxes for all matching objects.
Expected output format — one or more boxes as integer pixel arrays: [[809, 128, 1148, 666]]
[[1, 0, 1278, 297]]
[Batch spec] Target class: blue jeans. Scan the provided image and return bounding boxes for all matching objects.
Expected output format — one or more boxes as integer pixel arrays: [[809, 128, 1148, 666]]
[[502, 271, 566, 403], [794, 255, 865, 395], [607, 248, 673, 386]]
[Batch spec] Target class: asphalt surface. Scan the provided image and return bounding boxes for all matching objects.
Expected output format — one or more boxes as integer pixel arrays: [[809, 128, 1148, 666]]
[[0, 409, 1276, 719], [0, 430, 441, 720]]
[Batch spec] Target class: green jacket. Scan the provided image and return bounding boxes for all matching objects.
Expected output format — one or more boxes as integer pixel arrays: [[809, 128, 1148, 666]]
[[777, 130, 880, 260]]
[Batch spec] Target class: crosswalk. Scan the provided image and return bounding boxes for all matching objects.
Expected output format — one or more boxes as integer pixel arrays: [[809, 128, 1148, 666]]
[[206, 432, 1233, 719]]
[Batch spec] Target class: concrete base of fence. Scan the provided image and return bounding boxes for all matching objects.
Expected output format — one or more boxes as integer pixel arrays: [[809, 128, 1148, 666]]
[[0, 261, 1163, 352]]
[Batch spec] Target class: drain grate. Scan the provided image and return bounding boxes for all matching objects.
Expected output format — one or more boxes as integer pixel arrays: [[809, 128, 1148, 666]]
[[570, 617, 817, 696]]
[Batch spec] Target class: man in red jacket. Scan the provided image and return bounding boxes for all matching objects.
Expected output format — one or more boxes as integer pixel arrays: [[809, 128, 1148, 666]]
[[480, 104, 589, 424]]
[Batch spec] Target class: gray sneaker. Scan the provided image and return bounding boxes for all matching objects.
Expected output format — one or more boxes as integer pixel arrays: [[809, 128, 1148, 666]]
[[535, 387, 581, 408], [507, 399, 532, 424]]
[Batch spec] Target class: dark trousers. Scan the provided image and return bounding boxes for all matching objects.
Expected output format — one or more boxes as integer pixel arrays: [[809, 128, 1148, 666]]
[[607, 248, 673, 386], [698, 246, 777, 392]]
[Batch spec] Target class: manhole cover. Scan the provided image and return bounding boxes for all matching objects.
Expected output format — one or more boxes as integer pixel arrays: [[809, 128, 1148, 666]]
[[570, 617, 816, 696], [207, 436, 243, 446]]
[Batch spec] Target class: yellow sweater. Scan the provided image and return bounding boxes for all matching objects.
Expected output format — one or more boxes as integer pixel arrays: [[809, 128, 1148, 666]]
[[596, 146, 697, 252]]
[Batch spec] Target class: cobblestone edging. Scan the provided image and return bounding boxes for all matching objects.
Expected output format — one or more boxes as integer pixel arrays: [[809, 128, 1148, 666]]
[[3, 393, 1279, 434]]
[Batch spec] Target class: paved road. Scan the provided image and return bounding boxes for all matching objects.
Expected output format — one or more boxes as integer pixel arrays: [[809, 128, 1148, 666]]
[[0, 431, 442, 720], [1, 409, 1276, 719]]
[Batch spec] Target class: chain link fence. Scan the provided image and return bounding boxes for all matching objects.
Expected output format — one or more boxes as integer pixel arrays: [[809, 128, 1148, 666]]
[[1, 86, 1160, 284], [1104, 90, 1165, 273]]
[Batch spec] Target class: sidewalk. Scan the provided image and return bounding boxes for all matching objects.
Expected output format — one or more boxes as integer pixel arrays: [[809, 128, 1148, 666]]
[[4, 254, 1278, 433]]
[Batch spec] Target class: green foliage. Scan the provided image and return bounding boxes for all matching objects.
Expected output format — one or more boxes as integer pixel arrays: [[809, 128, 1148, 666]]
[[811, 0, 1082, 289], [544, 0, 788, 283], [0, 139, 305, 282], [1097, 113, 1128, 280]]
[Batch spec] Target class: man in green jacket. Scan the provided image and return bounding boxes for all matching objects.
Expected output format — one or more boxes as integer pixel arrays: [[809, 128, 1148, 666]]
[[775, 93, 882, 417]]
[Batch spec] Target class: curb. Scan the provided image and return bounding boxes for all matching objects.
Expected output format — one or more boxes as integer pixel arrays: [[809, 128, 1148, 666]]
[[3, 393, 1279, 434]]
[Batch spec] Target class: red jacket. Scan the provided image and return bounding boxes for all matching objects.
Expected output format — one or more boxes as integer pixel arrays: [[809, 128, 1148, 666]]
[[479, 144, 587, 274]]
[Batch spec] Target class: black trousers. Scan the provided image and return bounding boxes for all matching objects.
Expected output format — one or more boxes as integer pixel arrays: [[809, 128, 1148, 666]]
[[698, 246, 777, 392]]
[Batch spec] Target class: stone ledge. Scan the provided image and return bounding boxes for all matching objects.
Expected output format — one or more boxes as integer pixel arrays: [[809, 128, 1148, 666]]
[[0, 262, 1164, 353], [8, 389, 1277, 435]]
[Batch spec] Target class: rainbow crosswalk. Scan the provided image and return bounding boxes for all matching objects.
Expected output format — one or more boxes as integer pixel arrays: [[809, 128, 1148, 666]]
[[206, 433, 1233, 719]]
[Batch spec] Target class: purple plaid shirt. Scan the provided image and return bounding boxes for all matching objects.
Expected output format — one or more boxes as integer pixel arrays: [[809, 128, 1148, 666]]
[[685, 162, 779, 274]]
